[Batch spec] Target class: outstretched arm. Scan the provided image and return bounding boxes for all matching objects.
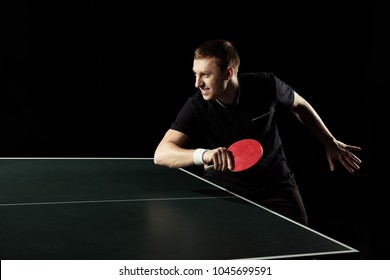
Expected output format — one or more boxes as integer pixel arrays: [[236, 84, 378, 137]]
[[290, 91, 362, 173], [154, 129, 234, 171]]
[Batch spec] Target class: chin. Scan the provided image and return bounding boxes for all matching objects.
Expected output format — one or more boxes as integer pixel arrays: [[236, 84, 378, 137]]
[[202, 94, 212, 101]]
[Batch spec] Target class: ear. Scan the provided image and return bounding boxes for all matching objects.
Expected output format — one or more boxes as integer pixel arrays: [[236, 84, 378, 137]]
[[226, 66, 234, 80]]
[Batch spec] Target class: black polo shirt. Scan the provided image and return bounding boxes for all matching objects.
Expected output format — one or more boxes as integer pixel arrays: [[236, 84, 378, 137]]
[[170, 72, 295, 192]]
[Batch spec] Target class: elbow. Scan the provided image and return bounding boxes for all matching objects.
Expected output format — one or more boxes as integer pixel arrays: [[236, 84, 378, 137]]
[[153, 157, 163, 166], [154, 156, 175, 168], [153, 149, 171, 167], [153, 150, 163, 166]]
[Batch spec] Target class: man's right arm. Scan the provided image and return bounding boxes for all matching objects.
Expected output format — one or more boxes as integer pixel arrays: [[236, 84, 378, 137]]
[[153, 129, 196, 168], [154, 129, 233, 171]]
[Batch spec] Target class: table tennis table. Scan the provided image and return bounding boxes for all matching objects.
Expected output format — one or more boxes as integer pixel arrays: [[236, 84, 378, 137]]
[[0, 158, 358, 260]]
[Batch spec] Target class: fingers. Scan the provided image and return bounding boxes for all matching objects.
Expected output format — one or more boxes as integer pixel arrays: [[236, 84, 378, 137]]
[[327, 154, 335, 172], [206, 147, 230, 171], [327, 142, 362, 173], [341, 159, 356, 173], [336, 148, 361, 173], [213, 148, 227, 170], [346, 145, 362, 152], [348, 152, 362, 166], [227, 151, 234, 170], [344, 150, 362, 173]]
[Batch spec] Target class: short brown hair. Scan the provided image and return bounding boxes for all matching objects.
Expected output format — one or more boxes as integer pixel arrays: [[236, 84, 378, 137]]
[[194, 39, 240, 73]]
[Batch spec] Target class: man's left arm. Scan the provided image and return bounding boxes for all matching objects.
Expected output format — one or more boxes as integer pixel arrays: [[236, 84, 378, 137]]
[[290, 91, 362, 173]]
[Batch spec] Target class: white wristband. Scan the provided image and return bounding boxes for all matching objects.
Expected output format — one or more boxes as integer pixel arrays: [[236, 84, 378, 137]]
[[193, 148, 209, 165]]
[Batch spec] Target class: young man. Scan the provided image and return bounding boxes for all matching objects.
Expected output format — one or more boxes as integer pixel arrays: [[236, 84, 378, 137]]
[[154, 39, 362, 225]]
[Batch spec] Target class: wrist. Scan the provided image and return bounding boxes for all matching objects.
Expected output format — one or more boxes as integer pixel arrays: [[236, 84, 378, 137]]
[[193, 148, 209, 165]]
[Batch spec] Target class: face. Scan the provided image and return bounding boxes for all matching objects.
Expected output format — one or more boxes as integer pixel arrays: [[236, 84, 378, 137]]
[[192, 58, 228, 101]]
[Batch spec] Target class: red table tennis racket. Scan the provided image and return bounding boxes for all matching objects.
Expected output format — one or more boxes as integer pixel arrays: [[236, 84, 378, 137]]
[[205, 138, 263, 172]]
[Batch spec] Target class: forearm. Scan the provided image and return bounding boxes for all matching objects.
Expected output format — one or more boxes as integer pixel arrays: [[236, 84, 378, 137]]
[[292, 101, 335, 148], [154, 142, 196, 168]]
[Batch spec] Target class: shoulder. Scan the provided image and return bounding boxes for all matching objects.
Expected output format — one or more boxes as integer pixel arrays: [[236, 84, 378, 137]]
[[186, 90, 205, 106], [238, 72, 276, 83], [181, 90, 209, 113], [238, 72, 277, 96]]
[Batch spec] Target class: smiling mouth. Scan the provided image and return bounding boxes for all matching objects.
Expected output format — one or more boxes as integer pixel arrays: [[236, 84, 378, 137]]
[[200, 88, 209, 94]]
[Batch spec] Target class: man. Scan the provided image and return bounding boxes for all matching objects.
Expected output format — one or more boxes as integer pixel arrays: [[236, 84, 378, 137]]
[[154, 39, 362, 225]]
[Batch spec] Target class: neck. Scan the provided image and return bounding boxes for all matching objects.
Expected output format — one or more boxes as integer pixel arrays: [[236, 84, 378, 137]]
[[217, 77, 239, 106]]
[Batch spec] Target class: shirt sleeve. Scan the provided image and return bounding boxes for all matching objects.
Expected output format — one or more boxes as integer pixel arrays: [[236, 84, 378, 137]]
[[274, 75, 295, 109], [170, 95, 199, 138]]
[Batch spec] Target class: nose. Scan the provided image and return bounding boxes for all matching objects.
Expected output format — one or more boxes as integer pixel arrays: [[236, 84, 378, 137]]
[[195, 76, 203, 88]]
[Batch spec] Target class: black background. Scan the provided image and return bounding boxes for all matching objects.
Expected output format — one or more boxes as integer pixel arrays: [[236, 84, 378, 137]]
[[2, 1, 389, 259]]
